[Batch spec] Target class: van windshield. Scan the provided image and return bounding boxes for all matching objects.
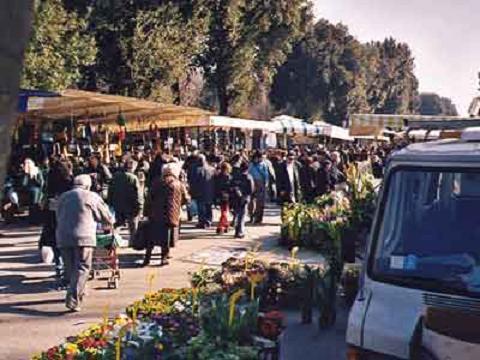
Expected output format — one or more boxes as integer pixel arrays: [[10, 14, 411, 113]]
[[372, 167, 480, 297]]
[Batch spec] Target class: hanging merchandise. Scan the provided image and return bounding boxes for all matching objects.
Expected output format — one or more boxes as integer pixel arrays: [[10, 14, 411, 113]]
[[117, 112, 127, 127], [119, 126, 126, 142], [86, 123, 93, 142], [76, 124, 86, 139], [115, 140, 123, 157]]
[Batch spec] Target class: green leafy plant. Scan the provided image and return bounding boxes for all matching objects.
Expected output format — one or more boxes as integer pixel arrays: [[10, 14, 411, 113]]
[[186, 334, 258, 360]]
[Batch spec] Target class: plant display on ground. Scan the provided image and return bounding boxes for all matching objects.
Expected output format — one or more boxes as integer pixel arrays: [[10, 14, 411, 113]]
[[280, 164, 377, 251], [34, 268, 285, 360]]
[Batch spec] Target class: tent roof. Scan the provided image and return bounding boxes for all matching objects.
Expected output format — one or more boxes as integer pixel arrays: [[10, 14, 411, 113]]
[[209, 116, 277, 132], [24, 90, 212, 131]]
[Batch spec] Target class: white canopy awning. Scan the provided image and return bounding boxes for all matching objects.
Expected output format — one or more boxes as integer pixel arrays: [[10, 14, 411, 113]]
[[312, 121, 353, 141], [209, 116, 277, 132], [272, 115, 327, 136]]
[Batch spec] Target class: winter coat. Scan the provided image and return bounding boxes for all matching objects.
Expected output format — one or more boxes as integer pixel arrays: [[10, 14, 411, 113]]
[[47, 161, 73, 198], [84, 164, 112, 193], [190, 164, 215, 203], [146, 175, 186, 227], [230, 172, 254, 208], [315, 167, 334, 197], [108, 171, 144, 218], [56, 187, 113, 248], [276, 162, 301, 203], [214, 173, 232, 205]]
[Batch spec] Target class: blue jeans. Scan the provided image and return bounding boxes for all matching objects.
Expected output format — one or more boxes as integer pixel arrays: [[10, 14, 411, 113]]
[[187, 199, 198, 219], [197, 201, 213, 226], [234, 202, 248, 237]]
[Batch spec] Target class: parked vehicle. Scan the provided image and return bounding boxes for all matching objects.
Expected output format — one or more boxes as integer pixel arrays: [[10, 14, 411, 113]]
[[347, 124, 480, 359]]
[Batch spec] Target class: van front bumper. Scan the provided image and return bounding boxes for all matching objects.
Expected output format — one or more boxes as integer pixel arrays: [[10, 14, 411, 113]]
[[347, 345, 406, 360]]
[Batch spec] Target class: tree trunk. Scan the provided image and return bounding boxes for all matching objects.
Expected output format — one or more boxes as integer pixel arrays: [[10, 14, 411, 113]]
[[0, 1, 33, 187], [217, 79, 229, 116]]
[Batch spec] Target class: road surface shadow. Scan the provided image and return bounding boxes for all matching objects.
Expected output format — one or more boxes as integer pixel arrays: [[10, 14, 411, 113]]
[[0, 274, 59, 296], [0, 298, 68, 317]]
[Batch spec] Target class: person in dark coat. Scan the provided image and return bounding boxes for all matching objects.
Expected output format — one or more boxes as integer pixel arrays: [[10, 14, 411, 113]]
[[230, 153, 243, 180], [371, 155, 384, 179], [302, 156, 318, 203], [230, 161, 254, 238], [144, 163, 187, 266], [316, 160, 335, 197], [40, 158, 73, 284], [214, 162, 232, 234], [148, 151, 166, 187], [108, 160, 143, 245], [276, 152, 302, 205], [183, 151, 201, 221], [190, 154, 215, 228], [84, 155, 112, 199]]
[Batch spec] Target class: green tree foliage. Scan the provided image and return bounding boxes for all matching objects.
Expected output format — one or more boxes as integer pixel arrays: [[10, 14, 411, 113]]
[[201, 0, 311, 116], [24, 1, 422, 121], [129, 3, 209, 103], [21, 0, 96, 90], [270, 20, 369, 125], [364, 38, 419, 114], [271, 23, 419, 124], [419, 92, 458, 116]]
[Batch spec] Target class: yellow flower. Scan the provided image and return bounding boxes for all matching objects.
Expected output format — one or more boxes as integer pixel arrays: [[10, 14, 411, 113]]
[[114, 314, 130, 328], [229, 289, 245, 326], [156, 343, 164, 351], [290, 246, 299, 260], [86, 348, 99, 355], [64, 343, 79, 355]]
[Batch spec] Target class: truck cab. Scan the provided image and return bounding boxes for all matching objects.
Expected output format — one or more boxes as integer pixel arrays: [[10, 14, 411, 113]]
[[347, 127, 480, 359]]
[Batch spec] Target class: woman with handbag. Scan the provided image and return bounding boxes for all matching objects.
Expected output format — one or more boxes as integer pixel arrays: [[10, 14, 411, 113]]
[[143, 163, 187, 266], [39, 158, 73, 285]]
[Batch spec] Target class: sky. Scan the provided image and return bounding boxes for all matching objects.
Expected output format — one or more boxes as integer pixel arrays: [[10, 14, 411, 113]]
[[314, 0, 479, 115]]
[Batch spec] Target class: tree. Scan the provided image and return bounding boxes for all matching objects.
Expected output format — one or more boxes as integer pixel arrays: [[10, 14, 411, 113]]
[[419, 92, 458, 116], [0, 1, 33, 188], [364, 38, 419, 114], [21, 0, 96, 90], [129, 3, 209, 104], [201, 0, 311, 116], [270, 19, 369, 125], [242, 0, 312, 119]]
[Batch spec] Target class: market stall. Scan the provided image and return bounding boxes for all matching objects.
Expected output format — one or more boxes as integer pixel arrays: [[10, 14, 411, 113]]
[[15, 89, 215, 159], [349, 113, 480, 139], [271, 115, 329, 147], [18, 90, 301, 158], [208, 116, 278, 151], [312, 121, 353, 142]]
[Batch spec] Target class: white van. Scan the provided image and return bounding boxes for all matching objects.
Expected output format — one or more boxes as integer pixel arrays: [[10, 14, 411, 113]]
[[347, 131, 480, 359]]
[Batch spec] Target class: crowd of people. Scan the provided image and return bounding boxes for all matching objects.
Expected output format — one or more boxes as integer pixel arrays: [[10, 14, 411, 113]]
[[4, 142, 394, 311]]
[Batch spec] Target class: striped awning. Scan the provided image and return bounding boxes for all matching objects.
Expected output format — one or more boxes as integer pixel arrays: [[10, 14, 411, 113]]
[[271, 115, 327, 136], [349, 114, 480, 136]]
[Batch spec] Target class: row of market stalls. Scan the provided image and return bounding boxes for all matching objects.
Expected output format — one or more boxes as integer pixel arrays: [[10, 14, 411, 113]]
[[14, 90, 355, 159], [350, 113, 480, 142]]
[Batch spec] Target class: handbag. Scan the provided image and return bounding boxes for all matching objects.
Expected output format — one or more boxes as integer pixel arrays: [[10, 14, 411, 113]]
[[132, 220, 150, 251], [40, 246, 54, 264]]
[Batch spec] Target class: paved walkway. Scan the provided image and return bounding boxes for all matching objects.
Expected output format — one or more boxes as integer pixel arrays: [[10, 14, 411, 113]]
[[0, 205, 347, 359]]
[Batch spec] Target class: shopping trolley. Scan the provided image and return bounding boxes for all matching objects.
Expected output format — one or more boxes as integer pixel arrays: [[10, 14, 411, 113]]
[[90, 228, 121, 289]]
